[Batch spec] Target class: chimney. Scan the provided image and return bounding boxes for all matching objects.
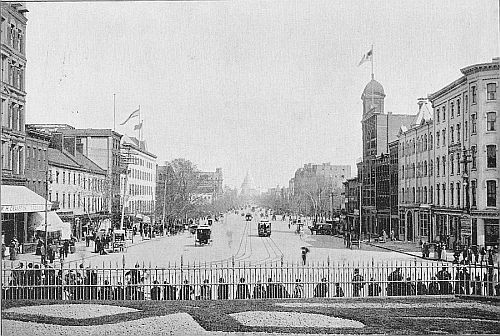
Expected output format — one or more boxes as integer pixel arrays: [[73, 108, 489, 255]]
[[76, 143, 84, 154], [63, 136, 76, 156], [50, 132, 63, 151], [417, 98, 427, 110]]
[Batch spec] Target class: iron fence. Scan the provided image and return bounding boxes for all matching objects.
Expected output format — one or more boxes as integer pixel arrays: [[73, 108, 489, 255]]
[[2, 258, 499, 300]]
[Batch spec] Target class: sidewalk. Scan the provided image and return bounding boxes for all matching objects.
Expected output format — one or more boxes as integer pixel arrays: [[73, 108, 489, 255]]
[[2, 233, 164, 270], [363, 239, 454, 262]]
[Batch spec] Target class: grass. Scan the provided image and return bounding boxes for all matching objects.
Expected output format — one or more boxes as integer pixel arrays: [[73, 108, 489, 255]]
[[2, 297, 500, 334]]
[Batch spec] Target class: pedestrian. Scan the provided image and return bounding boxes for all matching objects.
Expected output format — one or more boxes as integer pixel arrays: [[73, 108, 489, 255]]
[[94, 236, 100, 253], [217, 277, 229, 300], [235, 277, 250, 299], [405, 277, 416, 296], [487, 248, 494, 266], [387, 267, 403, 296], [436, 267, 452, 295], [416, 279, 427, 295], [422, 242, 429, 259], [63, 240, 70, 258], [334, 283, 345, 297], [200, 279, 211, 300], [368, 277, 381, 296], [293, 279, 304, 298], [163, 281, 177, 300], [47, 242, 55, 264], [150, 280, 161, 300], [472, 245, 479, 264], [352, 268, 365, 297], [100, 280, 114, 300], [313, 278, 329, 298], [390, 229, 395, 241], [436, 243, 443, 261], [479, 246, 486, 264], [180, 279, 194, 300], [252, 280, 266, 299], [266, 277, 277, 299], [85, 234, 90, 247], [40, 243, 46, 265], [471, 275, 482, 295], [428, 277, 440, 295], [301, 247, 309, 265], [59, 245, 65, 262]]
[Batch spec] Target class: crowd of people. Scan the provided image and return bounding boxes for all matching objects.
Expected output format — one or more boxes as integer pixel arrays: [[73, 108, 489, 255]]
[[4, 263, 500, 301]]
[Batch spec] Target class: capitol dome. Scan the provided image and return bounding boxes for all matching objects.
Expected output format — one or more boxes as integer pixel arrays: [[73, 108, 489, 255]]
[[362, 78, 385, 97]]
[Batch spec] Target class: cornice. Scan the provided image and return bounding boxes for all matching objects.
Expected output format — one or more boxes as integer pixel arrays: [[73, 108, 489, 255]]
[[461, 62, 499, 76]]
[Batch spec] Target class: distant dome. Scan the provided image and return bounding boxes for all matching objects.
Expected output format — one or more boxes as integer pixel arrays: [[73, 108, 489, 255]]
[[241, 171, 255, 191], [362, 78, 385, 97]]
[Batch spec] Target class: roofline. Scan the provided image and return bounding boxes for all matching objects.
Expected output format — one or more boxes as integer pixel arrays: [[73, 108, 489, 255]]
[[428, 76, 467, 102]]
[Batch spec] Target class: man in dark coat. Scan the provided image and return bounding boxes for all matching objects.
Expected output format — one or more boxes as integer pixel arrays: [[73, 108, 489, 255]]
[[217, 277, 229, 300], [235, 277, 250, 299], [313, 278, 329, 297]]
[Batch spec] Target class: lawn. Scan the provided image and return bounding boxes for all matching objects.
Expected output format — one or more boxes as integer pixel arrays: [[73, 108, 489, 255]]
[[3, 297, 500, 335]]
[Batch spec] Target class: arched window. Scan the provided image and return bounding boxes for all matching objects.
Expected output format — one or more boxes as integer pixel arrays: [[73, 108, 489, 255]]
[[429, 134, 433, 149], [436, 157, 440, 176], [450, 154, 454, 174], [442, 155, 446, 175], [429, 160, 433, 176], [424, 160, 428, 176], [424, 186, 427, 203], [430, 186, 433, 204], [424, 134, 427, 151], [412, 187, 416, 203]]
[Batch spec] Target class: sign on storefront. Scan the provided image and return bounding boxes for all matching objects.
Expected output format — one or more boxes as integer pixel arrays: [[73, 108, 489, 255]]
[[2, 204, 46, 213], [460, 215, 472, 236]]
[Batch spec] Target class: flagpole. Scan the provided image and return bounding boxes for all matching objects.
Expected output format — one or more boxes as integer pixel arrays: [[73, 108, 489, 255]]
[[113, 93, 116, 131], [138, 105, 141, 142], [371, 44, 374, 111]]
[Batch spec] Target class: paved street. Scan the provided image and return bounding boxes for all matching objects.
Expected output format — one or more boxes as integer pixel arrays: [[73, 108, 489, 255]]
[[4, 212, 418, 269]]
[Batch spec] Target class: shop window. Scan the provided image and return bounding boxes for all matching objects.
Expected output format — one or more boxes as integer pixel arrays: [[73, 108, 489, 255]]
[[486, 180, 497, 207], [487, 145, 497, 168], [484, 219, 500, 247]]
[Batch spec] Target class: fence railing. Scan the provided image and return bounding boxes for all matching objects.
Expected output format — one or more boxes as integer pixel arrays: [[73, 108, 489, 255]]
[[2, 259, 499, 300]]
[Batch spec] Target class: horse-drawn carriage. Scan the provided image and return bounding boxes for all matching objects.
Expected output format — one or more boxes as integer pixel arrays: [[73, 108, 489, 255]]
[[112, 229, 126, 252], [258, 220, 271, 237], [195, 226, 212, 246]]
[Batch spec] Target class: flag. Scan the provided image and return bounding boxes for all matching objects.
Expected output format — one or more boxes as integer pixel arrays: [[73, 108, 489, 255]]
[[134, 121, 143, 131], [358, 48, 373, 66], [120, 108, 140, 125]]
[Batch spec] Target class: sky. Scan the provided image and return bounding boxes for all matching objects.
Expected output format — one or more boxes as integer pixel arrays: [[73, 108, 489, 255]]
[[25, 0, 499, 189]]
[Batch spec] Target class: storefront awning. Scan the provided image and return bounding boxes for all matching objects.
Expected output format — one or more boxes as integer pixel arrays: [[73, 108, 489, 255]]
[[31, 211, 71, 239], [1, 185, 50, 213]]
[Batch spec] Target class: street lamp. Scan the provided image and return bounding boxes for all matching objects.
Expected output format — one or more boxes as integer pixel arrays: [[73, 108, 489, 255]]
[[44, 170, 53, 263], [460, 146, 472, 245]]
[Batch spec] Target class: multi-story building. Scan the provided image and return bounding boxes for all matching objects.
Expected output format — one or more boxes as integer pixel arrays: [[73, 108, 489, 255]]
[[28, 124, 123, 223], [358, 77, 415, 237], [428, 58, 499, 248], [121, 135, 156, 221], [397, 99, 434, 242], [48, 140, 107, 238], [388, 139, 400, 235], [1, 2, 28, 187], [193, 168, 223, 204], [343, 177, 360, 231], [292, 163, 351, 217], [25, 125, 50, 196]]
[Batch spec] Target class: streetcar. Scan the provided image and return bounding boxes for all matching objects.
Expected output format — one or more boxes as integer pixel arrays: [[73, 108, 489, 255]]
[[195, 225, 212, 246], [245, 213, 253, 221], [258, 220, 271, 237]]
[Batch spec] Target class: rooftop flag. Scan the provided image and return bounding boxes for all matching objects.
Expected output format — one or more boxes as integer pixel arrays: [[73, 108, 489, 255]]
[[358, 48, 373, 66], [134, 120, 143, 131], [120, 108, 140, 125]]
